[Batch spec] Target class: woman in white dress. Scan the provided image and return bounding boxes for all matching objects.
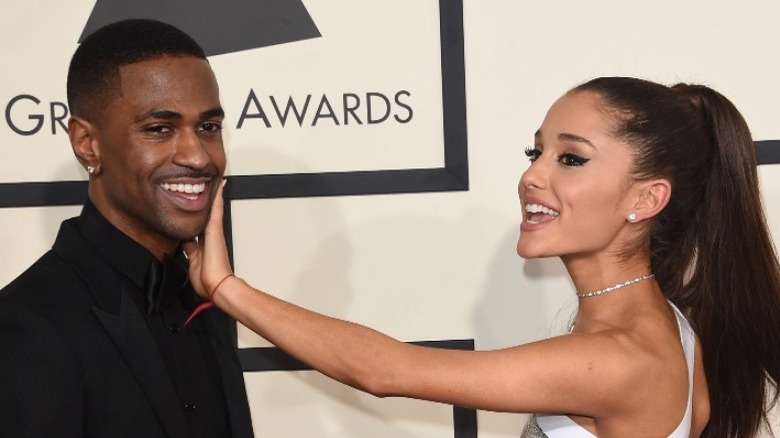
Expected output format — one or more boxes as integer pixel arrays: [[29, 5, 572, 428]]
[[185, 77, 780, 437]]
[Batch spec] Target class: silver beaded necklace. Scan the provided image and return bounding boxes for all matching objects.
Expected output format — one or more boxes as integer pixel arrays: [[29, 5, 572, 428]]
[[576, 273, 655, 299]]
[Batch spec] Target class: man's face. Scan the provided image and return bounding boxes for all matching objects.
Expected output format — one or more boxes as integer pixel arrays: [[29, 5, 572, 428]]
[[89, 55, 226, 257]]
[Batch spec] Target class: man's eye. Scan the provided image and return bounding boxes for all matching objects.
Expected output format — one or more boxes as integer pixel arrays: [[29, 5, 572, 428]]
[[199, 122, 222, 133], [559, 153, 590, 166], [145, 125, 171, 134], [524, 147, 542, 162]]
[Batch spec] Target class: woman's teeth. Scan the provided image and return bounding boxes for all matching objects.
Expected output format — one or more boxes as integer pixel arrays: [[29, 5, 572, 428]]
[[525, 203, 559, 216]]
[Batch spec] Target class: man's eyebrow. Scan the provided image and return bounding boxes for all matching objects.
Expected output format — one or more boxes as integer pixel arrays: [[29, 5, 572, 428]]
[[202, 107, 225, 119], [133, 107, 225, 123], [134, 109, 181, 122]]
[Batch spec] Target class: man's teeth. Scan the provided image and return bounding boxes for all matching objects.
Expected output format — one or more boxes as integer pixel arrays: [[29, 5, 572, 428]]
[[161, 182, 206, 194], [525, 203, 559, 216]]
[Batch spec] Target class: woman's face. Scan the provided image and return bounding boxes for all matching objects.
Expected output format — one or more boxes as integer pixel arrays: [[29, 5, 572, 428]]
[[517, 91, 639, 262]]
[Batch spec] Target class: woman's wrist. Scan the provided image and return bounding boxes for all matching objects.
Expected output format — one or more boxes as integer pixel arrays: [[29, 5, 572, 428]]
[[210, 273, 235, 302], [184, 273, 238, 327]]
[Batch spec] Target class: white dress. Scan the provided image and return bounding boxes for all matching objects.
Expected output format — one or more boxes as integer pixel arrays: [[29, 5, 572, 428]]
[[521, 303, 696, 437]]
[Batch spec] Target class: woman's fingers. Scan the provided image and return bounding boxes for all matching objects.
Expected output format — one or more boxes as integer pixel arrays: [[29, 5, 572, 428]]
[[183, 238, 208, 298], [202, 179, 233, 294], [207, 179, 226, 236]]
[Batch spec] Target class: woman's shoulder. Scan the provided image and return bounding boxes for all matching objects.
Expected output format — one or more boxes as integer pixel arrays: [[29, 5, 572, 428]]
[[562, 306, 692, 428]]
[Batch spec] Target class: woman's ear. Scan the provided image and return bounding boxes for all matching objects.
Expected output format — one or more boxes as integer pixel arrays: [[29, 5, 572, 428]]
[[69, 116, 101, 175], [629, 179, 672, 223]]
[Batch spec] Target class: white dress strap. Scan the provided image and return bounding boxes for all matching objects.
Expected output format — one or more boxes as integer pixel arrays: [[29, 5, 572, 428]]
[[665, 302, 695, 438], [522, 302, 696, 438]]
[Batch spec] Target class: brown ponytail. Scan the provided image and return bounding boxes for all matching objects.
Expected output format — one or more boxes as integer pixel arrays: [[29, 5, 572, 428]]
[[572, 77, 780, 437]]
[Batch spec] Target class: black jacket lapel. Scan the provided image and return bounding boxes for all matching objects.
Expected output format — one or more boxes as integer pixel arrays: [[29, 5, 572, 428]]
[[92, 293, 188, 438], [53, 219, 188, 438], [201, 311, 255, 438]]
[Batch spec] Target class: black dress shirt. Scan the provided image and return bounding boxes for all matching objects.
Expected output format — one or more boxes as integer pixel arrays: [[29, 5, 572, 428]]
[[77, 200, 230, 438]]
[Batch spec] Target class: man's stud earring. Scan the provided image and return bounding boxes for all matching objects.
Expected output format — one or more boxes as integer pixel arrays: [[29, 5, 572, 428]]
[[87, 165, 95, 174], [628, 213, 637, 222]]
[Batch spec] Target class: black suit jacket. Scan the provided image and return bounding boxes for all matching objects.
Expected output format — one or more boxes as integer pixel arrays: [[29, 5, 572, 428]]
[[0, 218, 254, 438]]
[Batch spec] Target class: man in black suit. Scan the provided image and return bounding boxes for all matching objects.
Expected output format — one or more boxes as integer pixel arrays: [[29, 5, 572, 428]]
[[0, 19, 254, 437]]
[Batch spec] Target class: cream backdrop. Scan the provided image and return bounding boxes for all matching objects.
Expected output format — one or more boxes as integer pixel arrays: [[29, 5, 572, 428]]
[[2, 0, 779, 436]]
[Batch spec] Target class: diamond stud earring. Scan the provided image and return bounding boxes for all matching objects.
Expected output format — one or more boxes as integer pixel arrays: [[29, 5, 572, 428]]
[[87, 165, 95, 174], [627, 213, 637, 222]]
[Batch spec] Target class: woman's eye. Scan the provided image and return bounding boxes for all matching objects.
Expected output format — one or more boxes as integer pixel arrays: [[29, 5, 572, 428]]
[[524, 147, 542, 162], [559, 153, 590, 166]]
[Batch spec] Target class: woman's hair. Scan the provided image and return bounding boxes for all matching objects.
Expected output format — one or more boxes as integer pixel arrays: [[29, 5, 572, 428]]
[[571, 77, 780, 437]]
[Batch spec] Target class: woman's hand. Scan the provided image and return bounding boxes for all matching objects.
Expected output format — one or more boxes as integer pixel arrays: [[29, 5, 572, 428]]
[[183, 180, 234, 300]]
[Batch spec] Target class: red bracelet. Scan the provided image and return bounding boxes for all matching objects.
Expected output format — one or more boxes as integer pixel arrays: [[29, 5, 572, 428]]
[[210, 273, 235, 300], [184, 273, 235, 327]]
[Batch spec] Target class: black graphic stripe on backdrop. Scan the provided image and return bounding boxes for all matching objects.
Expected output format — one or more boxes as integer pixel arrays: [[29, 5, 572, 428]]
[[756, 140, 780, 165], [1, 140, 777, 209]]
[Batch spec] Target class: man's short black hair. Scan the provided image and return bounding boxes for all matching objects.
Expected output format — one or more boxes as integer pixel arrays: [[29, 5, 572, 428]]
[[66, 19, 207, 120]]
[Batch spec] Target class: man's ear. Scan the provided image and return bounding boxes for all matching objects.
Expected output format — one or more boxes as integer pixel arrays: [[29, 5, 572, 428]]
[[630, 179, 672, 222], [68, 116, 101, 175]]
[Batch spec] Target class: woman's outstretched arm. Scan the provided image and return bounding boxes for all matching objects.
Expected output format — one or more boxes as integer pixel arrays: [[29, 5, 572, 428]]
[[182, 182, 652, 417], [182, 181, 423, 397]]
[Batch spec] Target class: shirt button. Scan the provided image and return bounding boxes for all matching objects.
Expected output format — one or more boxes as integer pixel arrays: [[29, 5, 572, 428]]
[[184, 402, 197, 412], [169, 324, 181, 334]]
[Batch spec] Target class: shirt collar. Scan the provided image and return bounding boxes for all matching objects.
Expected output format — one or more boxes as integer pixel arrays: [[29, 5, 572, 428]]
[[76, 198, 161, 291]]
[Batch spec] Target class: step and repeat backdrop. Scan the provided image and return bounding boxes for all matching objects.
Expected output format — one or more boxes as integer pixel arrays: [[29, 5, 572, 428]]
[[2, 1, 778, 436]]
